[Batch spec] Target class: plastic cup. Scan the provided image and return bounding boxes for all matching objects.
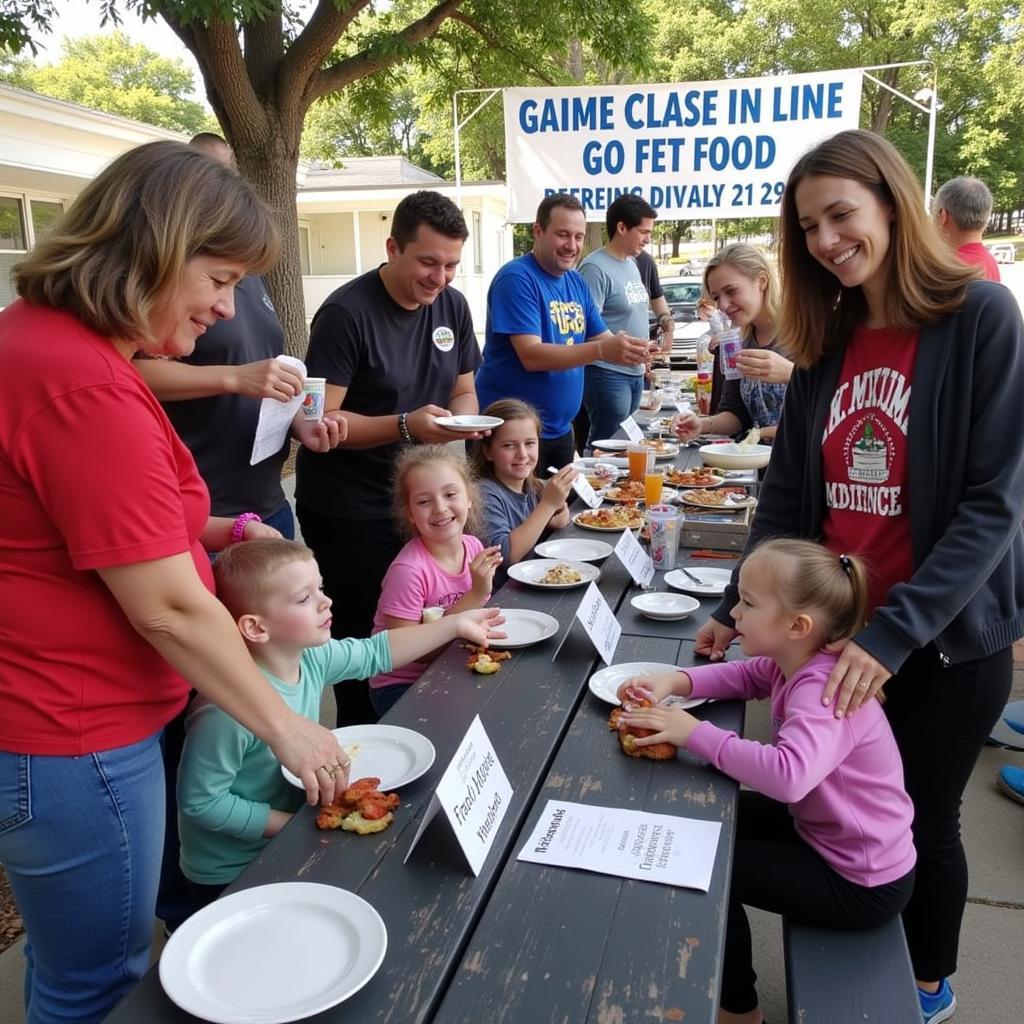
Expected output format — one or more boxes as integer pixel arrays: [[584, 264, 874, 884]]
[[627, 443, 652, 482], [301, 377, 326, 420], [644, 469, 664, 506], [719, 330, 744, 381], [647, 504, 679, 571]]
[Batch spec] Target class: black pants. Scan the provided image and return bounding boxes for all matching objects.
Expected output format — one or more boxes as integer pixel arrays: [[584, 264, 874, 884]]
[[721, 791, 915, 1014], [296, 505, 402, 727], [539, 428, 576, 474], [883, 645, 1012, 981]]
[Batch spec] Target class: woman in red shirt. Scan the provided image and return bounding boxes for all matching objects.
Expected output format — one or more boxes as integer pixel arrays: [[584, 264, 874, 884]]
[[696, 131, 1024, 1024], [0, 142, 346, 1023]]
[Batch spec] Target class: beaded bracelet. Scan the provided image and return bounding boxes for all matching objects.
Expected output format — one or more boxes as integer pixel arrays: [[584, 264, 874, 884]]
[[397, 412, 416, 445], [230, 512, 262, 543]]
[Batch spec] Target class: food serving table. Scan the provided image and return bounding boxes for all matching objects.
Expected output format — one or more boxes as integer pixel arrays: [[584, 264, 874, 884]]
[[104, 445, 746, 1024]]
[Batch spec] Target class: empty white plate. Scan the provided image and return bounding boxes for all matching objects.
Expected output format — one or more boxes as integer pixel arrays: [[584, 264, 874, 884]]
[[590, 438, 630, 451], [534, 538, 613, 562], [664, 567, 733, 596], [281, 725, 435, 791], [630, 592, 701, 620], [435, 415, 504, 431], [159, 882, 387, 1023], [588, 661, 705, 709], [506, 559, 600, 589], [487, 609, 560, 649]]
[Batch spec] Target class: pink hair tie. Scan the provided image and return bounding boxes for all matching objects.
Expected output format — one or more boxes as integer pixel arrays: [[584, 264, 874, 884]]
[[230, 513, 262, 543]]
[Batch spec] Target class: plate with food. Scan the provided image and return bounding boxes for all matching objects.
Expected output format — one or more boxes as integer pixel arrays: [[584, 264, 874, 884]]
[[280, 725, 435, 791], [573, 506, 646, 531], [603, 482, 679, 504], [487, 609, 560, 649], [645, 416, 674, 434], [589, 438, 630, 452], [533, 538, 613, 562], [572, 456, 628, 470], [434, 414, 504, 432], [648, 439, 681, 460], [680, 487, 756, 510], [630, 592, 702, 621], [587, 662, 706, 709], [664, 566, 733, 596], [506, 559, 600, 589], [665, 467, 726, 488], [159, 882, 387, 1023]]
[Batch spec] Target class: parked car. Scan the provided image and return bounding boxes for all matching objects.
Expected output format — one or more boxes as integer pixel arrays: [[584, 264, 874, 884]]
[[987, 242, 1016, 265], [682, 257, 709, 276], [647, 276, 707, 364], [668, 319, 711, 369]]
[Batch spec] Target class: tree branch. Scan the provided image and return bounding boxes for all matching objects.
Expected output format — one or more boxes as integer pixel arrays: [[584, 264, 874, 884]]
[[278, 0, 372, 118], [448, 11, 555, 86], [309, 0, 465, 104], [243, 8, 284, 100]]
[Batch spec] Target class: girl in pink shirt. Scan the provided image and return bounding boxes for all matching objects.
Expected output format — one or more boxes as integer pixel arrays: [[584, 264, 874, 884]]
[[620, 539, 916, 1024], [369, 446, 502, 715]]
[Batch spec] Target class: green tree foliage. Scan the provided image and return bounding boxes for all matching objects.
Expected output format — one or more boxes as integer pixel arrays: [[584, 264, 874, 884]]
[[0, 31, 209, 133]]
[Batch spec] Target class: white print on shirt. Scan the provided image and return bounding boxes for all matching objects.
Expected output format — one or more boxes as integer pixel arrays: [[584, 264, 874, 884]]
[[549, 300, 585, 342], [625, 280, 649, 305], [432, 326, 455, 353], [821, 367, 911, 519], [261, 290, 276, 313]]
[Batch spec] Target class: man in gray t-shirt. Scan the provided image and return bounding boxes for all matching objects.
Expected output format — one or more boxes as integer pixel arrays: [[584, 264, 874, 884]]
[[579, 194, 658, 446]]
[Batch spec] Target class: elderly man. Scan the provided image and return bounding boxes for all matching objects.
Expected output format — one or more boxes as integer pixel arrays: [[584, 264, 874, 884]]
[[296, 190, 481, 725], [475, 192, 650, 468], [934, 176, 1000, 282]]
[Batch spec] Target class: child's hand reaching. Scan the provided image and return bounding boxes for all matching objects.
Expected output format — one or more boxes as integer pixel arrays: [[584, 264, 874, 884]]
[[615, 670, 690, 707], [619, 705, 701, 748], [541, 465, 578, 512], [451, 607, 506, 646], [469, 545, 503, 597]]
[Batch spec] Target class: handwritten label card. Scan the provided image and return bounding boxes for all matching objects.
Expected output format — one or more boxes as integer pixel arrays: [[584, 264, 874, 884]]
[[571, 473, 604, 509], [619, 415, 644, 442], [574, 582, 621, 665], [250, 355, 305, 465], [517, 800, 722, 891], [404, 715, 513, 876], [614, 527, 654, 588]]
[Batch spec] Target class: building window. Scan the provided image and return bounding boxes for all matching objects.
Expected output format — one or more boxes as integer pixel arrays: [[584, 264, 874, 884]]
[[1, 194, 67, 307], [30, 199, 64, 242], [0, 196, 26, 251], [298, 225, 311, 276], [472, 210, 482, 274]]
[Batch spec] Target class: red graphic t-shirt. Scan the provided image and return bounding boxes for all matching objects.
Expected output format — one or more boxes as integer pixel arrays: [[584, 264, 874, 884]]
[[820, 325, 918, 613]]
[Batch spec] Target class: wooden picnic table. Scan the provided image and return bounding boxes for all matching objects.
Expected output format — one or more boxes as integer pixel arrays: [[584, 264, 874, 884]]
[[104, 439, 747, 1024]]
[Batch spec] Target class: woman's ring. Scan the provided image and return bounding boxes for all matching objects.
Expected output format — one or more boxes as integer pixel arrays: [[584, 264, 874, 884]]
[[320, 763, 337, 777]]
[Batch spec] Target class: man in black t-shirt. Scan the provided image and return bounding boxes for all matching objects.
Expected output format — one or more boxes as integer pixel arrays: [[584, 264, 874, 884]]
[[296, 190, 482, 725]]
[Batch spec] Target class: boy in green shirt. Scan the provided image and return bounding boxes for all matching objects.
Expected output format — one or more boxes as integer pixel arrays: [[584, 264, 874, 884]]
[[177, 537, 501, 905]]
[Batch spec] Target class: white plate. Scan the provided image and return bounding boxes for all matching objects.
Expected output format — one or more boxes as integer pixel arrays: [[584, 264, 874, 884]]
[[602, 485, 679, 504], [590, 438, 630, 451], [159, 882, 386, 1023], [630, 592, 701, 621], [588, 662, 706, 709], [664, 567, 733, 596], [534, 538, 613, 562], [281, 725, 435, 791], [698, 442, 772, 470], [652, 443, 681, 460], [665, 470, 726, 488], [572, 456, 628, 469], [506, 559, 601, 589], [680, 491, 757, 510], [572, 510, 645, 532], [487, 609, 560, 648], [435, 414, 504, 432]]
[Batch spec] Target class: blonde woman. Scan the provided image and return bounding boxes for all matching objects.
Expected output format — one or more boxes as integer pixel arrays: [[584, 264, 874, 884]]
[[0, 141, 344, 1023], [673, 243, 792, 441]]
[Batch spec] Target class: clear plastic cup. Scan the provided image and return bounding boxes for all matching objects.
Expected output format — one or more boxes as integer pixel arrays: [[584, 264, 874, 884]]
[[719, 329, 744, 381], [627, 442, 652, 482], [647, 504, 680, 571]]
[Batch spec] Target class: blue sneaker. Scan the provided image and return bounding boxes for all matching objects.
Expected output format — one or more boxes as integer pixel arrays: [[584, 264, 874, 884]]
[[998, 765, 1024, 806], [919, 978, 956, 1023]]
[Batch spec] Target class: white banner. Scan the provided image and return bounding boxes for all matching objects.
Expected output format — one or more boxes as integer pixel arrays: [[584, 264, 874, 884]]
[[503, 70, 863, 221]]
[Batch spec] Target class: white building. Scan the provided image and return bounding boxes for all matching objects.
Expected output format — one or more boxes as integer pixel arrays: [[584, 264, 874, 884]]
[[0, 83, 511, 330]]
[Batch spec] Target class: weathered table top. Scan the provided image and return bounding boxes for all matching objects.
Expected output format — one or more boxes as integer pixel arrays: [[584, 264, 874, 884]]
[[105, 440, 747, 1024]]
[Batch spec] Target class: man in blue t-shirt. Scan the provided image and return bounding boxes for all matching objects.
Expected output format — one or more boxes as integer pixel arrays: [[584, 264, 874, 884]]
[[475, 193, 650, 468]]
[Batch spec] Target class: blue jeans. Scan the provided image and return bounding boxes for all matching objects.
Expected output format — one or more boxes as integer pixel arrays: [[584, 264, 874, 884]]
[[369, 683, 410, 717], [262, 502, 295, 540], [583, 365, 644, 448], [0, 734, 165, 1024]]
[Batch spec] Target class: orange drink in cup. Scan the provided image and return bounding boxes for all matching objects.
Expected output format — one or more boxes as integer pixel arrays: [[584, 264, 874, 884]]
[[627, 442, 651, 482], [644, 469, 664, 506]]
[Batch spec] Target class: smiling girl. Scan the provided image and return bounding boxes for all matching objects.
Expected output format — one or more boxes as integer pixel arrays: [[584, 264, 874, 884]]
[[694, 129, 1024, 1024], [368, 446, 502, 715], [469, 399, 578, 581]]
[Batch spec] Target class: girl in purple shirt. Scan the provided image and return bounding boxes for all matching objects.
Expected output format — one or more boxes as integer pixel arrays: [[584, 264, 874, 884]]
[[620, 539, 916, 1024]]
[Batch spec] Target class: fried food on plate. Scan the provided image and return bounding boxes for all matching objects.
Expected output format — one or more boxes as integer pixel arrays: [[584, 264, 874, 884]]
[[609, 699, 677, 761], [315, 776, 400, 834]]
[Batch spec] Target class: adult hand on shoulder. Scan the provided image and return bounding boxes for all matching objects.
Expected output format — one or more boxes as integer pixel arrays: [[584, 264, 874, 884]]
[[294, 410, 347, 453], [230, 358, 305, 401], [694, 618, 737, 662], [243, 521, 283, 540], [600, 332, 651, 367], [822, 640, 891, 718], [272, 714, 351, 806], [736, 348, 793, 385]]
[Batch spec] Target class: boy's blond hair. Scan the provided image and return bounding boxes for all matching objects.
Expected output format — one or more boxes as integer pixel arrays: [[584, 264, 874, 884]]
[[213, 538, 315, 619]]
